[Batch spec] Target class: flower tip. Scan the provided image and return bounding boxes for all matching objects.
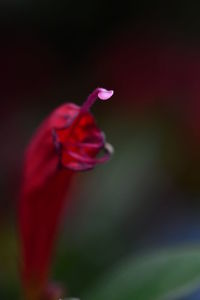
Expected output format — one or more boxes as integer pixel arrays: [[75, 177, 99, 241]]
[[97, 88, 114, 100], [82, 87, 114, 111]]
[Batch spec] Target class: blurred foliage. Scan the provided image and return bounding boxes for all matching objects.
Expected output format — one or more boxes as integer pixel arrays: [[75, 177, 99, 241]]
[[0, 224, 20, 299], [84, 246, 200, 300]]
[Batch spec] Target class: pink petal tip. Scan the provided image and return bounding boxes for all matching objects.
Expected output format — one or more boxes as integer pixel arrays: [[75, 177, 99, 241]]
[[97, 88, 114, 100]]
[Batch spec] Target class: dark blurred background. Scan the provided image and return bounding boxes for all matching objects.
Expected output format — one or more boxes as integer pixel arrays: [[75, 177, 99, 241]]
[[1, 1, 200, 299]]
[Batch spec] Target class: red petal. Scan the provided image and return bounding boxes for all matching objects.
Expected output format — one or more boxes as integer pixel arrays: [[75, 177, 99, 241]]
[[19, 90, 113, 298]]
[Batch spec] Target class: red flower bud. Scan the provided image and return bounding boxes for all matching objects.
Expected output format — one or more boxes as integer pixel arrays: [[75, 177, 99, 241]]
[[19, 88, 114, 299]]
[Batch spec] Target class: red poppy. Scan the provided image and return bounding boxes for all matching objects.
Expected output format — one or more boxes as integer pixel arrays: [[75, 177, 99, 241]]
[[19, 88, 114, 300]]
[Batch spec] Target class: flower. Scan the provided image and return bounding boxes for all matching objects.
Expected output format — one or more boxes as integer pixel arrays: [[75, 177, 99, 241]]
[[19, 88, 114, 300]]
